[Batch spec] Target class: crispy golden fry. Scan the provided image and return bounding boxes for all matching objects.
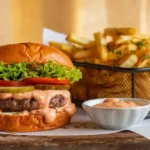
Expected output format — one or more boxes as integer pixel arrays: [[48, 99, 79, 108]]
[[93, 58, 116, 66], [93, 32, 108, 61], [49, 41, 74, 58], [131, 38, 144, 44], [99, 45, 108, 62], [115, 38, 130, 45], [49, 28, 150, 68], [75, 57, 96, 63], [134, 47, 148, 59], [94, 32, 101, 42], [93, 58, 103, 64], [107, 52, 117, 61], [66, 33, 95, 48], [107, 45, 129, 61], [60, 46, 75, 58], [131, 35, 150, 44], [147, 37, 150, 44], [73, 49, 93, 60], [49, 41, 83, 50], [106, 41, 118, 51], [107, 43, 138, 61], [49, 41, 64, 49], [136, 59, 149, 68], [136, 50, 150, 68], [104, 27, 136, 36], [131, 34, 150, 43], [113, 44, 128, 55], [128, 43, 138, 52], [133, 34, 150, 39], [49, 41, 86, 58], [118, 54, 138, 68]]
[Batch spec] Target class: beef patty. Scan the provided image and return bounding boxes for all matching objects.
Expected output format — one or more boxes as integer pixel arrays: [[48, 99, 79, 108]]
[[0, 95, 65, 112]]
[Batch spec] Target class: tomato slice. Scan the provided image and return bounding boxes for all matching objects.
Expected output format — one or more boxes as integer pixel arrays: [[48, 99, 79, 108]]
[[0, 80, 27, 86], [24, 78, 70, 85]]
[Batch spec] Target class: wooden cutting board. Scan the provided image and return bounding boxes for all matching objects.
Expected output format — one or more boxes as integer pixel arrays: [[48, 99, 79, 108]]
[[0, 131, 149, 150]]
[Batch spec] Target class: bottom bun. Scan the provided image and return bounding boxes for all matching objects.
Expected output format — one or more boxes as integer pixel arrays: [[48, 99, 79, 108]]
[[0, 111, 71, 132]]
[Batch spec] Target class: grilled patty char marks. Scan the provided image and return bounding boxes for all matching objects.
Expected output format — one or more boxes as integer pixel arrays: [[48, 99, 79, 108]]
[[0, 95, 65, 112]]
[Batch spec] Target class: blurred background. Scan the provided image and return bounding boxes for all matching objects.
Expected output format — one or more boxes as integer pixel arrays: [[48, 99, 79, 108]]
[[0, 0, 150, 44]]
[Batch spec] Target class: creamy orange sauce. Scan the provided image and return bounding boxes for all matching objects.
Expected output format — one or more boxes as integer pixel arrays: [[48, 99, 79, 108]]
[[94, 98, 140, 108], [65, 103, 76, 117], [0, 90, 76, 122], [21, 110, 29, 115], [0, 93, 13, 99], [14, 92, 32, 99]]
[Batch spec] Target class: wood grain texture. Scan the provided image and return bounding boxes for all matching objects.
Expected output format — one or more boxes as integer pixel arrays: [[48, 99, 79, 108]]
[[0, 131, 149, 150]]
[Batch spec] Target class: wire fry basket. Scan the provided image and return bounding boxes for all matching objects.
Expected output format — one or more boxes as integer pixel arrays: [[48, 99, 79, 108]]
[[71, 62, 150, 105]]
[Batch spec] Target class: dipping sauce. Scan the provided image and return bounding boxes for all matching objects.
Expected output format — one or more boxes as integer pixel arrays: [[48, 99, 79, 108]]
[[94, 98, 140, 108]]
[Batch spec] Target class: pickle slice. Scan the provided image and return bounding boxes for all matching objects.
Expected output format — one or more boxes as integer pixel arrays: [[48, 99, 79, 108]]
[[35, 84, 70, 90], [0, 86, 35, 93]]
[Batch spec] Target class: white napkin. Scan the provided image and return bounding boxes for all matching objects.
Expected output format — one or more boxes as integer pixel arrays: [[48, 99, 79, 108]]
[[0, 107, 121, 136], [0, 107, 150, 139], [128, 119, 150, 139], [43, 28, 66, 45]]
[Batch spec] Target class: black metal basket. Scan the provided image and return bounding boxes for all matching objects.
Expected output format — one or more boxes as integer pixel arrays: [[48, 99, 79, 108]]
[[71, 62, 150, 106]]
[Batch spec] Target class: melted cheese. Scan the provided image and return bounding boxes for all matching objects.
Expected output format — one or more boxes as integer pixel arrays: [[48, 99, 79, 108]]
[[0, 90, 76, 122]]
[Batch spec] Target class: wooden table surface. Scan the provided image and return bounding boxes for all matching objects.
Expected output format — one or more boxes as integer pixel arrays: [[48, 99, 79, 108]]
[[0, 131, 149, 150]]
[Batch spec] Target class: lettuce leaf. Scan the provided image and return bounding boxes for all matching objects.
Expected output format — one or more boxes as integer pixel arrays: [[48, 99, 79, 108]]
[[0, 61, 82, 83]]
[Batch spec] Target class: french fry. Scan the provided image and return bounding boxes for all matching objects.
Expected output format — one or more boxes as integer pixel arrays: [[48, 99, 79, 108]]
[[107, 45, 128, 61], [73, 49, 93, 60], [99, 45, 108, 62], [93, 32, 108, 62], [131, 38, 144, 44], [147, 37, 150, 44], [49, 28, 150, 68], [49, 41, 86, 58], [49, 41, 65, 49], [131, 34, 150, 43], [76, 58, 96, 63], [106, 41, 118, 51], [49, 41, 74, 58], [136, 50, 150, 68], [104, 27, 136, 36], [118, 54, 138, 68], [93, 32, 102, 56], [128, 43, 138, 52], [93, 58, 116, 66], [107, 52, 119, 61], [49, 41, 84, 51], [66, 33, 95, 48], [107, 43, 138, 61], [93, 58, 103, 64], [134, 47, 148, 59], [115, 37, 130, 45], [60, 45, 75, 58], [94, 32, 101, 42], [131, 35, 150, 45], [136, 59, 149, 68], [113, 44, 128, 55]]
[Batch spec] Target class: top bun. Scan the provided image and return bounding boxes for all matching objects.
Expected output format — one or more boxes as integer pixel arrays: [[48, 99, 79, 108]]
[[0, 43, 73, 69]]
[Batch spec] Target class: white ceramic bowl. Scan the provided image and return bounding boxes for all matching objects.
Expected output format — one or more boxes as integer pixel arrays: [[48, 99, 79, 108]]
[[82, 98, 150, 130]]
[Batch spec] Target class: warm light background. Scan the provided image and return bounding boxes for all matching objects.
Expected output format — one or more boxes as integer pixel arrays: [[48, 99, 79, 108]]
[[0, 0, 150, 44]]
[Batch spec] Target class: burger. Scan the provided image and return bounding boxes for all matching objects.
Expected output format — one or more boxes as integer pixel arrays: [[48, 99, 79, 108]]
[[0, 43, 82, 132]]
